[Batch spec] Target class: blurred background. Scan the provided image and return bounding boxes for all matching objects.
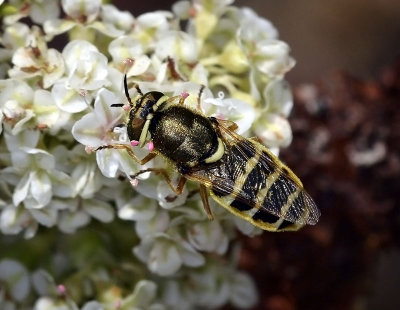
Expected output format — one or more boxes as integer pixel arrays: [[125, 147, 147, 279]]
[[114, 0, 400, 83], [117, 1, 400, 309]]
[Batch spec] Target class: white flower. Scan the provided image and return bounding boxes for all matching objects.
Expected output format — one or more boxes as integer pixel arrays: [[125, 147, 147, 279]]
[[193, 0, 234, 13], [72, 88, 123, 147], [233, 8, 295, 80], [44, 1, 125, 39], [203, 92, 256, 134], [108, 36, 144, 64], [0, 205, 37, 237], [133, 232, 204, 276], [155, 31, 198, 63], [117, 193, 158, 222], [0, 259, 30, 302], [100, 4, 135, 32], [1, 23, 30, 51], [157, 180, 189, 209], [118, 280, 164, 310], [187, 220, 228, 254], [56, 197, 114, 234], [72, 88, 143, 178], [51, 80, 91, 113], [253, 113, 293, 149], [0, 79, 34, 135], [253, 39, 296, 79], [30, 0, 61, 25], [135, 209, 170, 238], [0, 0, 299, 307], [263, 79, 293, 117], [237, 7, 278, 42], [134, 11, 173, 48], [8, 27, 65, 89], [4, 132, 73, 210], [34, 297, 78, 310], [2, 0, 60, 26], [229, 272, 258, 309], [62, 40, 108, 91], [62, 0, 102, 24]]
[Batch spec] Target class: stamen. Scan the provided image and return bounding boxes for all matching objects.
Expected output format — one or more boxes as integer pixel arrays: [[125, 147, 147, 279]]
[[188, 6, 197, 17], [57, 284, 66, 295], [181, 91, 189, 99], [130, 140, 139, 146], [85, 146, 94, 154], [37, 124, 48, 130], [216, 113, 226, 120], [130, 178, 139, 187], [147, 141, 154, 151], [79, 90, 87, 97], [124, 58, 134, 68]]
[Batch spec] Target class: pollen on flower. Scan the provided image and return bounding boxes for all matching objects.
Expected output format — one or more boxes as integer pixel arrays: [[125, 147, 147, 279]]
[[147, 141, 154, 151], [130, 140, 139, 146]]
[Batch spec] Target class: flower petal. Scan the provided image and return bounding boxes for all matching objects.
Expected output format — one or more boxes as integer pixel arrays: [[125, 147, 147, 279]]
[[30, 170, 52, 208], [30, 207, 58, 227], [84, 199, 114, 223], [0, 259, 30, 302], [62, 0, 102, 23], [229, 272, 258, 309], [148, 239, 182, 276]]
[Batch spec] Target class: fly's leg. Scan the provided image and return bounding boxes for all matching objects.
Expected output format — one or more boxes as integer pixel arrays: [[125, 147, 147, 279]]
[[95, 144, 156, 165], [200, 184, 214, 220], [196, 85, 205, 111], [131, 168, 187, 195]]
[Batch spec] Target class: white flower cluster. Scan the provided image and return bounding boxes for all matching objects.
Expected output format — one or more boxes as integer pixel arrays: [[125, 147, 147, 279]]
[[0, 0, 295, 309]]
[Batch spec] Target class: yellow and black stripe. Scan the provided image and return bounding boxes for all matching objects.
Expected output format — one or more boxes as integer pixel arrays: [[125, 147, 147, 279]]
[[207, 139, 318, 232]]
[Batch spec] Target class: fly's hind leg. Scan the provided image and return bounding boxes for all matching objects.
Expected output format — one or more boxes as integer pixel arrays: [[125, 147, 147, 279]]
[[200, 184, 214, 220], [216, 119, 238, 132]]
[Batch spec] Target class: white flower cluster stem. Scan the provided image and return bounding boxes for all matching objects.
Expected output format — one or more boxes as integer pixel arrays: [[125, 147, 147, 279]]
[[0, 0, 296, 308]]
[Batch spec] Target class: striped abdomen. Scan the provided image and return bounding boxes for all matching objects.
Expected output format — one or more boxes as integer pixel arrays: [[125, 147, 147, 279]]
[[206, 139, 318, 232]]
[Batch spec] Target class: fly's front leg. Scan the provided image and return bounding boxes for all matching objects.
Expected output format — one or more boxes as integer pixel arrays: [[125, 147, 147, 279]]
[[131, 168, 187, 195], [95, 144, 156, 165], [196, 85, 205, 111]]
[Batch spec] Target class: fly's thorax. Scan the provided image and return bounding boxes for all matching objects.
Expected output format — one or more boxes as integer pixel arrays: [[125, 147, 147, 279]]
[[149, 105, 225, 169]]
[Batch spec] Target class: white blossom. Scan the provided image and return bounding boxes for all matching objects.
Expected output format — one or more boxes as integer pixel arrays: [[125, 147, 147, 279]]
[[0, 0, 296, 308], [61, 0, 102, 24], [62, 40, 108, 91], [0, 259, 30, 302], [8, 27, 64, 88]]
